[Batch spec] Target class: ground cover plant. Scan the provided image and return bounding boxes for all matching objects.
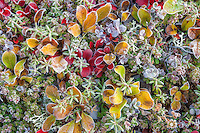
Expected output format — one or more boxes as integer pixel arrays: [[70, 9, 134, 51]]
[[0, 0, 200, 132]]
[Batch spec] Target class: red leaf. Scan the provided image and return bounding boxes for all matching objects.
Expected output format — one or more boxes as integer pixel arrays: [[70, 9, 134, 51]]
[[2, 9, 11, 17], [75, 48, 82, 58], [96, 63, 106, 69], [64, 56, 74, 65], [16, 10, 27, 17], [107, 63, 114, 70], [29, 2, 38, 11], [36, 129, 48, 133], [81, 66, 91, 77], [136, 0, 154, 6], [61, 18, 67, 26], [89, 41, 94, 49], [96, 39, 104, 48], [191, 131, 199, 133], [95, 56, 104, 66], [83, 49, 93, 61], [104, 46, 111, 53], [18, 0, 25, 7]]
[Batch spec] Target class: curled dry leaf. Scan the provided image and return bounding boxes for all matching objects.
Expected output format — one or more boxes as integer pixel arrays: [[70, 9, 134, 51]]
[[103, 53, 116, 65], [40, 43, 58, 56], [81, 112, 95, 132], [58, 120, 75, 133], [2, 51, 17, 70], [105, 79, 118, 90], [190, 39, 200, 59], [166, 24, 177, 35], [109, 87, 123, 104], [34, 9, 46, 23], [75, 112, 82, 123], [114, 41, 129, 55], [42, 115, 56, 132], [76, 5, 87, 25], [82, 11, 97, 32], [134, 89, 154, 110], [45, 85, 60, 103], [109, 98, 127, 119], [103, 89, 115, 104], [51, 55, 68, 74]]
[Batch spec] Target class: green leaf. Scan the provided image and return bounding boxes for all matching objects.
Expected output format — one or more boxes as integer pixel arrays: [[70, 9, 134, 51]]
[[163, 0, 184, 14], [181, 16, 196, 31], [138, 8, 151, 27], [2, 51, 17, 70]]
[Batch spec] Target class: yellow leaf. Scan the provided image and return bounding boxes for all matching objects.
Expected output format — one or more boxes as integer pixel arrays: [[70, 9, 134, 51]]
[[166, 24, 177, 35], [163, 0, 183, 14], [14, 59, 26, 77], [174, 91, 182, 101], [82, 11, 97, 32], [58, 120, 75, 133], [180, 81, 190, 91], [103, 53, 116, 65], [109, 98, 127, 119], [73, 122, 82, 133], [134, 89, 154, 110], [97, 3, 111, 22], [12, 45, 21, 54], [76, 5, 87, 25], [20, 76, 33, 83], [127, 81, 140, 96], [138, 8, 151, 27], [169, 86, 179, 96], [81, 112, 95, 131], [2, 51, 17, 70], [26, 38, 40, 48], [68, 23, 81, 37], [103, 89, 114, 104], [121, 11, 130, 22], [171, 100, 181, 111], [46, 85, 60, 102], [114, 65, 125, 80], [40, 43, 58, 56], [108, 13, 118, 20], [114, 41, 129, 55], [109, 87, 123, 104], [42, 115, 56, 132]]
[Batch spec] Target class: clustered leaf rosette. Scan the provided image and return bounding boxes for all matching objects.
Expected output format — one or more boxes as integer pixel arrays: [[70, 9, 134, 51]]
[[103, 65, 154, 119], [2, 50, 33, 86], [43, 85, 95, 132], [170, 82, 190, 111]]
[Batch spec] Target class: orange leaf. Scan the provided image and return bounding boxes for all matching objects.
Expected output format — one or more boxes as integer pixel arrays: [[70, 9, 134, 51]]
[[188, 27, 200, 40], [81, 112, 95, 131], [40, 43, 58, 56], [134, 89, 154, 110], [171, 100, 181, 111], [42, 115, 56, 132], [76, 5, 87, 25], [68, 23, 81, 37], [166, 24, 177, 35], [53, 104, 73, 120], [46, 103, 57, 114], [121, 11, 130, 22], [103, 53, 116, 65], [45, 85, 60, 102], [109, 98, 127, 119], [12, 45, 21, 54], [66, 86, 82, 102], [190, 39, 200, 59], [34, 9, 46, 23], [41, 36, 59, 46], [73, 122, 82, 133], [103, 89, 114, 104], [26, 38, 40, 48], [170, 86, 179, 96], [97, 3, 111, 22], [114, 41, 129, 55], [108, 13, 118, 20], [82, 11, 97, 32], [51, 55, 68, 74]]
